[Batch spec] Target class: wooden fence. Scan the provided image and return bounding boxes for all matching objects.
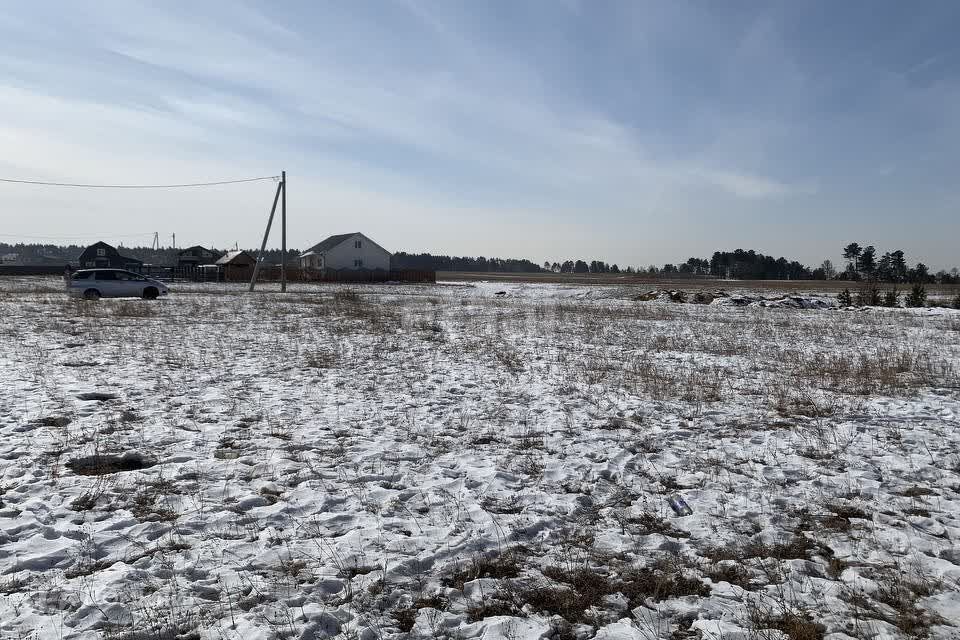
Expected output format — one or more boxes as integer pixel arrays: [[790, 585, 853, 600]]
[[0, 265, 66, 276], [171, 265, 436, 284], [1, 264, 436, 284]]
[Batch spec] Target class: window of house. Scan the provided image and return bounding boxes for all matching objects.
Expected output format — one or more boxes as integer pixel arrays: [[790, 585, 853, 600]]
[[354, 259, 363, 268], [355, 240, 361, 248], [97, 248, 106, 256]]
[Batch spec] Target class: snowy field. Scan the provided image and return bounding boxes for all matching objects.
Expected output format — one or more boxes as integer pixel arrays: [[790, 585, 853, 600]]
[[1, 276, 959, 640]]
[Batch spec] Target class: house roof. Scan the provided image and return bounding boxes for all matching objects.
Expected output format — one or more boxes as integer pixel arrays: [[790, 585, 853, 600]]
[[216, 250, 255, 265], [300, 232, 390, 257], [179, 245, 219, 255], [302, 233, 357, 256], [77, 241, 142, 264]]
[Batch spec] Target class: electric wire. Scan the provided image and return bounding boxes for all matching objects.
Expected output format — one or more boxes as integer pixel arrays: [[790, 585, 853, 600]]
[[0, 176, 280, 189]]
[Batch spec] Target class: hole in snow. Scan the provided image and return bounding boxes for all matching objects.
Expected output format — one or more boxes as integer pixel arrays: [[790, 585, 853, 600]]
[[67, 452, 156, 476]]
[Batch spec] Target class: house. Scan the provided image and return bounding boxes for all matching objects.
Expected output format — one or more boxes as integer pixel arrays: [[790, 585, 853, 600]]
[[299, 233, 391, 271], [177, 246, 223, 268], [216, 250, 257, 281], [77, 242, 143, 270]]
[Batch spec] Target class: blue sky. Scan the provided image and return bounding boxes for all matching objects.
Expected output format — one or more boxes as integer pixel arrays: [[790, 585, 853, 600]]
[[1, 1, 958, 268]]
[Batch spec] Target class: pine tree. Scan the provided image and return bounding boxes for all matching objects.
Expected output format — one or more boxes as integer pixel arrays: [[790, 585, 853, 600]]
[[883, 288, 900, 307], [837, 288, 853, 306], [905, 283, 927, 308], [842, 243, 863, 275]]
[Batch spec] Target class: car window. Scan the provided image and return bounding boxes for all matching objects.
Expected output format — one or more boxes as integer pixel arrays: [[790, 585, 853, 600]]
[[95, 271, 117, 281], [72, 272, 92, 280]]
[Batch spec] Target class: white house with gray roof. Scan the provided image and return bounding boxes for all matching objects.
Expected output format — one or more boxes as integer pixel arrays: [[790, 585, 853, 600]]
[[299, 233, 391, 271]]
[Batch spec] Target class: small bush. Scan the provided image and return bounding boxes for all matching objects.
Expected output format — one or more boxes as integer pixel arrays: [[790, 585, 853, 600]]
[[855, 284, 881, 307], [836, 289, 852, 306], [905, 283, 927, 308], [952, 294, 960, 310], [883, 288, 900, 307]]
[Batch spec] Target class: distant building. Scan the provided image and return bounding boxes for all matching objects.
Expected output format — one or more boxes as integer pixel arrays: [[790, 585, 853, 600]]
[[299, 233, 390, 271], [177, 246, 223, 268], [216, 250, 257, 281], [77, 242, 143, 270], [0, 253, 19, 263]]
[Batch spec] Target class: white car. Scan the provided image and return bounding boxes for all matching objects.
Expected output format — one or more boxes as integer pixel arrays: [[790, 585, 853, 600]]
[[67, 269, 169, 300]]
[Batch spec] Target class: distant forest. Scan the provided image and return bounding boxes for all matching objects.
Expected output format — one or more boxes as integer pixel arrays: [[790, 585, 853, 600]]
[[2, 241, 958, 283], [390, 252, 544, 273]]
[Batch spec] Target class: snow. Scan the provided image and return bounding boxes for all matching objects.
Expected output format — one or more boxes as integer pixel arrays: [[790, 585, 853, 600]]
[[1, 276, 959, 639]]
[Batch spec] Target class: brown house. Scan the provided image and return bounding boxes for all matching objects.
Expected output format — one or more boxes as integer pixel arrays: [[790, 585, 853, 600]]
[[177, 246, 223, 268], [77, 242, 143, 270], [216, 250, 257, 281]]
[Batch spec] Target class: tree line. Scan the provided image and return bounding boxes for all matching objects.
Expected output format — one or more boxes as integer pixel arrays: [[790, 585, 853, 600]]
[[389, 252, 544, 273], [836, 242, 958, 284], [3, 241, 958, 283]]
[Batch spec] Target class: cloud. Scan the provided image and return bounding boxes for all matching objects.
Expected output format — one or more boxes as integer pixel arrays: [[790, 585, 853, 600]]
[[691, 169, 799, 200], [0, 1, 957, 268]]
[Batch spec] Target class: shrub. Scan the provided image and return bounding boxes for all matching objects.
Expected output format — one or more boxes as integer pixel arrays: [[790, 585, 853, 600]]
[[905, 283, 927, 308], [953, 294, 960, 310], [882, 288, 900, 307], [836, 289, 852, 306], [855, 284, 881, 307]]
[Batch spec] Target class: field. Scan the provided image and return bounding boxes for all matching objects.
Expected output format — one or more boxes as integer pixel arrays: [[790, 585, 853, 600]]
[[1, 277, 959, 640]]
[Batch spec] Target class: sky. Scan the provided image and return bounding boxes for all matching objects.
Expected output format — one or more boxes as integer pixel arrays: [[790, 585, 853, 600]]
[[1, 1, 958, 269]]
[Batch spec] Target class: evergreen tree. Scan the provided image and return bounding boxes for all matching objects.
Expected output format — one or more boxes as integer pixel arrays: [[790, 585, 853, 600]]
[[882, 288, 900, 307], [908, 262, 930, 283], [890, 250, 907, 282], [837, 288, 853, 306], [905, 283, 927, 308], [860, 246, 876, 276], [842, 243, 863, 274]]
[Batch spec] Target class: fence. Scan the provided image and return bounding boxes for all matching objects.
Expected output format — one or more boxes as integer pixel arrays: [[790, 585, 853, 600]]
[[1, 263, 436, 284], [167, 265, 435, 284], [0, 265, 67, 276]]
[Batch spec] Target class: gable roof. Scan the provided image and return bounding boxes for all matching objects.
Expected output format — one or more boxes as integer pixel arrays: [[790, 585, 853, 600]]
[[77, 241, 142, 264], [302, 233, 357, 256], [301, 232, 391, 257], [216, 250, 255, 265], [179, 245, 219, 256]]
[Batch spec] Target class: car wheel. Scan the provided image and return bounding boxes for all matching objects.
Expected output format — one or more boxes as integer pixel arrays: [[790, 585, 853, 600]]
[[83, 289, 101, 301], [143, 287, 159, 300]]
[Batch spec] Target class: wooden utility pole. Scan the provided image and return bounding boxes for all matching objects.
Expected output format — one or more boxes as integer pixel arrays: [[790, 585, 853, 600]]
[[281, 170, 287, 292], [249, 180, 283, 292]]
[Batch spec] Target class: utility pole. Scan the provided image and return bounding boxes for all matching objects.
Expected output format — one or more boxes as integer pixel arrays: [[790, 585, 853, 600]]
[[171, 233, 176, 250], [281, 170, 287, 292], [249, 180, 284, 292]]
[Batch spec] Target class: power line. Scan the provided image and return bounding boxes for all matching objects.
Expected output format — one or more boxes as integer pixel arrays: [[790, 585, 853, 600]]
[[0, 232, 155, 241], [0, 175, 281, 189]]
